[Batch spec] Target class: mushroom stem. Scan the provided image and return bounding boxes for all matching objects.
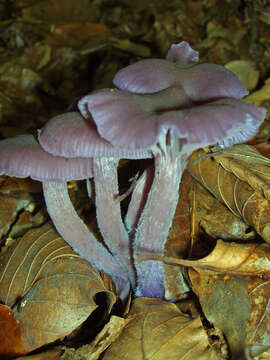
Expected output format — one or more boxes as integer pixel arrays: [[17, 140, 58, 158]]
[[125, 165, 154, 233], [134, 134, 183, 298], [93, 157, 136, 288], [42, 180, 130, 300]]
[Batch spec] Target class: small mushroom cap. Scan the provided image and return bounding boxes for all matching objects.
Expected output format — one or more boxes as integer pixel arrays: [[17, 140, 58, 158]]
[[78, 87, 266, 152], [38, 111, 151, 159], [113, 60, 248, 100], [112, 42, 247, 101], [166, 41, 199, 63], [0, 135, 93, 181]]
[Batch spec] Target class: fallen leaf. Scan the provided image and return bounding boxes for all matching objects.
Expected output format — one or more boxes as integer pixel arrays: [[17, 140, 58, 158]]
[[16, 348, 62, 360], [151, 240, 270, 359], [21, 0, 100, 26], [146, 239, 270, 277], [163, 171, 193, 301], [189, 269, 252, 359], [0, 175, 42, 240], [102, 297, 222, 360], [61, 315, 130, 360], [192, 180, 254, 241], [188, 241, 270, 359], [187, 145, 270, 243], [0, 304, 26, 358], [42, 23, 110, 50], [0, 222, 116, 356]]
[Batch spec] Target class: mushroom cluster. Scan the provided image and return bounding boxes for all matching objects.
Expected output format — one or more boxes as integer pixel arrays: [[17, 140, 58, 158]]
[[0, 41, 266, 300]]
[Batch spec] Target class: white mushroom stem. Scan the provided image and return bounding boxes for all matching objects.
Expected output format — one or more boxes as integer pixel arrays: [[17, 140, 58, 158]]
[[93, 157, 136, 289], [134, 133, 183, 298], [42, 180, 130, 300]]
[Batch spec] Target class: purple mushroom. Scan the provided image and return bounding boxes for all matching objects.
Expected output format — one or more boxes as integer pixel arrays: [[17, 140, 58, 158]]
[[77, 41, 266, 298], [0, 120, 139, 300], [38, 112, 151, 291], [0, 41, 266, 300]]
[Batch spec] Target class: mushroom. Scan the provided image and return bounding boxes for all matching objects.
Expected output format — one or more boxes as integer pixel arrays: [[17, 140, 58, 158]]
[[38, 111, 151, 290], [0, 42, 266, 300], [0, 131, 132, 300], [77, 41, 266, 297]]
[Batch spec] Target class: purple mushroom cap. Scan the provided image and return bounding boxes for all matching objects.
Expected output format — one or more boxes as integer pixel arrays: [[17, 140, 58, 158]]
[[113, 61, 248, 100], [78, 87, 265, 153], [38, 111, 151, 159], [77, 41, 267, 298], [78, 41, 265, 154], [0, 134, 93, 181], [166, 41, 199, 63]]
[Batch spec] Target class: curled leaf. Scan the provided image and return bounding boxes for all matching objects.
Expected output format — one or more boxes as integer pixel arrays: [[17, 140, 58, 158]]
[[188, 241, 270, 358], [187, 145, 270, 243], [0, 222, 116, 355]]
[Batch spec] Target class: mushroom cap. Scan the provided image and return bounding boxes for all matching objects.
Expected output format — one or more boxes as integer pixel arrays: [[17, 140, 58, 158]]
[[112, 61, 248, 100], [38, 111, 152, 159], [0, 135, 93, 181], [78, 41, 265, 153], [112, 42, 248, 101], [78, 87, 266, 152], [166, 41, 199, 63]]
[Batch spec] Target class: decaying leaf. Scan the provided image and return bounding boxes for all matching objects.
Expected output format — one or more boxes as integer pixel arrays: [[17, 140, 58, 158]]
[[163, 171, 192, 301], [192, 179, 255, 241], [187, 241, 270, 359], [190, 269, 252, 359], [163, 169, 254, 301], [61, 315, 130, 360], [0, 222, 116, 356], [41, 23, 110, 51], [140, 240, 270, 277], [102, 297, 222, 360], [16, 348, 62, 360], [148, 240, 270, 359], [187, 145, 270, 243], [0, 304, 26, 357], [0, 175, 45, 241], [21, 0, 100, 26]]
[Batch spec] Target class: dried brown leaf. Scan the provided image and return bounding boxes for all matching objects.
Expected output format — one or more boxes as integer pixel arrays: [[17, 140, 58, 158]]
[[193, 180, 254, 241], [21, 0, 100, 26], [166, 171, 192, 257], [163, 171, 193, 301], [0, 222, 116, 354], [0, 176, 44, 240], [189, 269, 251, 359], [0, 304, 26, 357], [61, 315, 130, 360], [102, 297, 221, 360], [16, 348, 62, 360], [188, 241, 270, 358], [187, 145, 270, 243], [42, 23, 110, 50], [147, 240, 270, 277], [146, 239, 270, 359]]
